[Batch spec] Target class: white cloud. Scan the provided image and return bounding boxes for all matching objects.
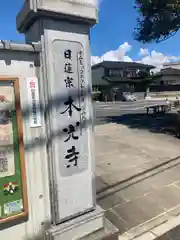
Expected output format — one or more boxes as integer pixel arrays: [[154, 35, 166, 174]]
[[139, 48, 149, 57], [91, 42, 132, 65], [91, 43, 180, 72], [140, 50, 180, 72]]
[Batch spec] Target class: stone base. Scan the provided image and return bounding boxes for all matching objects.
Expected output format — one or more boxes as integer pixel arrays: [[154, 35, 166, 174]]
[[81, 218, 119, 240], [45, 205, 119, 240]]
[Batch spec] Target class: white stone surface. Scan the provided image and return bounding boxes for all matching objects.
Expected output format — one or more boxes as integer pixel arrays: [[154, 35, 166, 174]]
[[0, 51, 51, 239], [16, 0, 98, 32], [37, 0, 98, 20], [43, 28, 96, 223], [45, 206, 104, 240]]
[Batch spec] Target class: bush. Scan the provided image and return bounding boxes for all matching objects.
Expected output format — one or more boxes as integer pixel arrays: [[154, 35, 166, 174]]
[[92, 91, 101, 101], [174, 100, 180, 108]]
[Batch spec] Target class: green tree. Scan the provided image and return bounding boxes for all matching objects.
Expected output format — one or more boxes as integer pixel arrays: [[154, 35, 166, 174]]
[[134, 0, 180, 43]]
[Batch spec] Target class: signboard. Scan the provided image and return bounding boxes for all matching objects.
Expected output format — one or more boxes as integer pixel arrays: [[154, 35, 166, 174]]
[[47, 37, 95, 223], [27, 77, 41, 128], [0, 78, 28, 225], [58, 47, 88, 177]]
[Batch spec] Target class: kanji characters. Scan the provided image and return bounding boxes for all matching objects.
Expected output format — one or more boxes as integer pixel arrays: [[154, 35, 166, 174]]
[[60, 96, 81, 117], [63, 122, 80, 142], [61, 49, 86, 171], [65, 146, 79, 168], [64, 63, 73, 74], [64, 76, 75, 88], [64, 50, 72, 60]]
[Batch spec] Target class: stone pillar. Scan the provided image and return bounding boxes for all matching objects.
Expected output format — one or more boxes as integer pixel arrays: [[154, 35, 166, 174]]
[[145, 86, 150, 98], [16, 1, 118, 239]]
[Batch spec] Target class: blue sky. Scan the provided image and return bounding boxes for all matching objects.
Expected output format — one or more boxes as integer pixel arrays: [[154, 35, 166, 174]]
[[1, 0, 180, 69], [91, 0, 180, 68], [0, 0, 24, 42], [91, 0, 180, 58]]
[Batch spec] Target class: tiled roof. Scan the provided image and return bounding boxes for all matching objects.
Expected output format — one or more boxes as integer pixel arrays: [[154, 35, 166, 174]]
[[161, 67, 180, 75], [92, 61, 155, 70]]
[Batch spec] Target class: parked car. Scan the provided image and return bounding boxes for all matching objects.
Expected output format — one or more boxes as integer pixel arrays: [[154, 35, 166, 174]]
[[130, 94, 137, 101], [119, 92, 137, 102]]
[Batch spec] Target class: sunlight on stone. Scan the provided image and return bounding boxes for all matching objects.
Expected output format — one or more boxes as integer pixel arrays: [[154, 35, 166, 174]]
[[66, 0, 99, 7]]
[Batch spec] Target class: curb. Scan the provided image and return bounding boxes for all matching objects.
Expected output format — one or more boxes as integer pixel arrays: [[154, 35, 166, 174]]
[[118, 214, 180, 240]]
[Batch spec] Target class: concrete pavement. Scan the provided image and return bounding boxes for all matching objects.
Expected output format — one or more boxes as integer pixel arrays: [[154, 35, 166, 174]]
[[94, 100, 169, 125], [94, 110, 180, 239], [95, 100, 168, 111]]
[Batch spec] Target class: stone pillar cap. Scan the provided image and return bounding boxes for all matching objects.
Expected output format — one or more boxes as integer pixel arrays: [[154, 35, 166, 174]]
[[16, 0, 98, 33]]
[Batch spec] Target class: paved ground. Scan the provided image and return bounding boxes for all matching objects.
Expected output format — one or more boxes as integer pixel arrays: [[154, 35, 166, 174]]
[[94, 101, 180, 239], [94, 100, 168, 125]]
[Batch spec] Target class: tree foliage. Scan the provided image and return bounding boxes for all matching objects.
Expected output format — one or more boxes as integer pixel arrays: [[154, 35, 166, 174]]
[[134, 0, 180, 43]]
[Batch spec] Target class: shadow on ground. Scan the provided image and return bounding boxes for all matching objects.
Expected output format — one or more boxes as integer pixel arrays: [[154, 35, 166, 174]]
[[105, 112, 179, 137], [156, 225, 180, 240]]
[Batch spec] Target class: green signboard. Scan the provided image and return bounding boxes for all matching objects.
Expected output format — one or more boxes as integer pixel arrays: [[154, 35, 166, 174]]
[[0, 78, 28, 225]]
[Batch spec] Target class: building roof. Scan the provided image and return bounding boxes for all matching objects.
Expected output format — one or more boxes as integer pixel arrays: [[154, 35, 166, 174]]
[[163, 62, 180, 67], [92, 61, 155, 70], [161, 67, 180, 75]]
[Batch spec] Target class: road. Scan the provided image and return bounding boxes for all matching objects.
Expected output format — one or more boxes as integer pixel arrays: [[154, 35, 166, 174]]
[[95, 101, 180, 239], [94, 99, 168, 125]]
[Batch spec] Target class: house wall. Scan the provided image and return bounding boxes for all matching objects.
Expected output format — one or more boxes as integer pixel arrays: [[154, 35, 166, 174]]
[[153, 75, 180, 86], [147, 63, 180, 98], [0, 50, 51, 240], [148, 62, 180, 97], [161, 62, 180, 87], [92, 64, 157, 101], [91, 66, 107, 88]]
